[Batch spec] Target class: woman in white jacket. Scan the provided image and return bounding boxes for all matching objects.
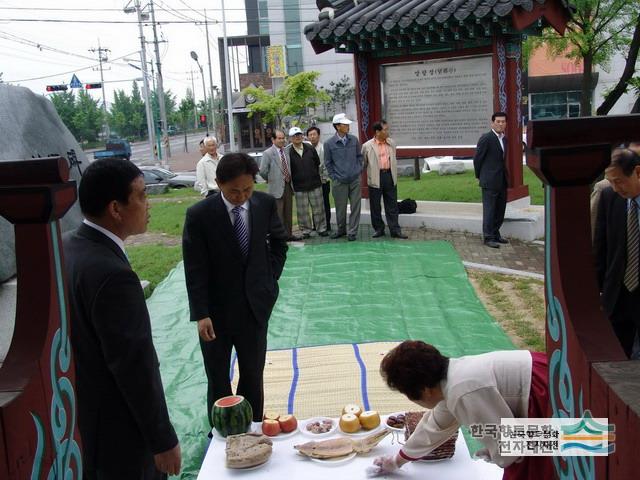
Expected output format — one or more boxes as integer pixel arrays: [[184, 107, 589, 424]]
[[369, 340, 552, 480]]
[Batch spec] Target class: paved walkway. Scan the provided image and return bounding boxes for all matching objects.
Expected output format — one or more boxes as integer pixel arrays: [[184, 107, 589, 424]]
[[157, 153, 545, 275], [301, 224, 545, 275]]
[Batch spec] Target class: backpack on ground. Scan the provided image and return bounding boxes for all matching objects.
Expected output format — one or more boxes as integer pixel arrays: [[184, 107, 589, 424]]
[[398, 198, 417, 214]]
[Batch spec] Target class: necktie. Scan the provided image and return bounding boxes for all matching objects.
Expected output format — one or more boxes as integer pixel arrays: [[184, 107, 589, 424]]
[[279, 148, 291, 183], [233, 205, 249, 257], [624, 200, 639, 292]]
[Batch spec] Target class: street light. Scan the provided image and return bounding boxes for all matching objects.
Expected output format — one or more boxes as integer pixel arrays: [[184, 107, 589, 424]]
[[190, 51, 209, 135]]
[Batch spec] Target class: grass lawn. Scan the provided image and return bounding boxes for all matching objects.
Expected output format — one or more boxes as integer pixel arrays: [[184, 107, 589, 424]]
[[127, 245, 183, 295], [397, 166, 544, 205]]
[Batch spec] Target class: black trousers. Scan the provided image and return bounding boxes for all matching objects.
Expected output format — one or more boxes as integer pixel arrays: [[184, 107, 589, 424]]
[[481, 187, 507, 241], [611, 287, 640, 357], [322, 181, 331, 230], [199, 318, 268, 423], [84, 459, 165, 480], [369, 171, 401, 235]]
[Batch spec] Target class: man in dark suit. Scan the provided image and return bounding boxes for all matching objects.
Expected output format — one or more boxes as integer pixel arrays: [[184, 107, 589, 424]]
[[595, 147, 640, 358], [473, 112, 508, 248], [64, 159, 181, 479], [182, 153, 288, 423]]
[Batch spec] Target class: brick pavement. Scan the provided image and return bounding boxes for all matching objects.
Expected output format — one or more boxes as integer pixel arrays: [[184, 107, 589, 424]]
[[301, 223, 545, 275]]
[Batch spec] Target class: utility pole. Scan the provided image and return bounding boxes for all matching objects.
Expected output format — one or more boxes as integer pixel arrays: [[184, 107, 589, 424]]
[[222, 0, 236, 151], [133, 0, 157, 164], [189, 70, 198, 129], [149, 0, 171, 164], [204, 9, 217, 139], [89, 40, 110, 138]]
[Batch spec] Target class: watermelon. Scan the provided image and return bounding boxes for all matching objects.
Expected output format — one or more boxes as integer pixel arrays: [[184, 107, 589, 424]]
[[212, 395, 253, 438]]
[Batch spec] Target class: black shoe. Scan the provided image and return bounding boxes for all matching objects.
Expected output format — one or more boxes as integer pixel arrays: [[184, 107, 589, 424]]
[[302, 232, 311, 239], [484, 240, 500, 248], [496, 237, 509, 244], [318, 231, 329, 237], [330, 232, 346, 239], [347, 234, 357, 241], [391, 232, 408, 239], [372, 230, 385, 238], [288, 235, 303, 241]]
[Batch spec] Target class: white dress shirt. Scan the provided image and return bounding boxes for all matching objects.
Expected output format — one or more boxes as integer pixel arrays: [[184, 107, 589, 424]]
[[492, 129, 505, 152], [401, 350, 532, 468], [221, 193, 250, 239], [195, 153, 221, 195], [82, 219, 126, 256], [313, 142, 329, 183]]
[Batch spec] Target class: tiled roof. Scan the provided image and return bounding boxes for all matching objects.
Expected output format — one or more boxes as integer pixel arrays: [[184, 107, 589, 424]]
[[305, 0, 569, 53]]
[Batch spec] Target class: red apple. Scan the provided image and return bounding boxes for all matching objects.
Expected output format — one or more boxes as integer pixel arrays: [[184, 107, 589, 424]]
[[262, 419, 281, 436], [278, 414, 298, 433]]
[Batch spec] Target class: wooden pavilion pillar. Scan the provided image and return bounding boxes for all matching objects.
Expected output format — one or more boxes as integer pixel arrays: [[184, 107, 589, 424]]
[[354, 52, 372, 200], [528, 115, 640, 479], [0, 157, 81, 479], [494, 34, 528, 203]]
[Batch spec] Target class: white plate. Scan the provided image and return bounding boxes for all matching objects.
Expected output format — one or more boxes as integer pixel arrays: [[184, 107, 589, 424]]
[[229, 456, 271, 471], [309, 451, 356, 466], [338, 421, 385, 437], [383, 412, 406, 433], [257, 423, 299, 441], [299, 417, 337, 437]]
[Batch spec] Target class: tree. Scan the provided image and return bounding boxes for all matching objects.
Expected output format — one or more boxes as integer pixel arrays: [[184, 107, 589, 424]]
[[50, 91, 77, 137], [242, 71, 330, 128], [177, 88, 197, 130], [151, 90, 177, 129], [597, 14, 640, 114], [109, 89, 133, 138], [325, 75, 355, 113], [527, 0, 640, 116], [73, 90, 103, 143], [130, 81, 147, 137]]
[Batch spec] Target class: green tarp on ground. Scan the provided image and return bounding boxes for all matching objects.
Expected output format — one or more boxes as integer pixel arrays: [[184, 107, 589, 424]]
[[148, 241, 514, 478]]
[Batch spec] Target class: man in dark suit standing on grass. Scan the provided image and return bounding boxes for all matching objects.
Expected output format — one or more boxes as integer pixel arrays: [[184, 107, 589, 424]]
[[595, 147, 640, 358], [473, 112, 508, 248], [64, 158, 181, 479], [182, 153, 288, 423]]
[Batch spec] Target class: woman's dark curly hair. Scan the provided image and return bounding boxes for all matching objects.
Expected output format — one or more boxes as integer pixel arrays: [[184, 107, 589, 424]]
[[380, 340, 449, 401]]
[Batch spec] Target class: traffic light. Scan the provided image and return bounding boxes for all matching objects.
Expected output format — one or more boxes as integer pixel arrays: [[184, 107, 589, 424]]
[[85, 83, 102, 89], [46, 85, 68, 92], [199, 114, 207, 127]]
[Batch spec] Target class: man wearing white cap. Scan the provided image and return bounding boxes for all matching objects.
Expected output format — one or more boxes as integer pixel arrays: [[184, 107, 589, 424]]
[[287, 126, 328, 237], [324, 113, 363, 241]]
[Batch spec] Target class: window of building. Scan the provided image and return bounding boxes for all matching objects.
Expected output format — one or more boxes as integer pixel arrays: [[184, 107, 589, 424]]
[[258, 0, 269, 35], [530, 91, 581, 120], [287, 46, 303, 75]]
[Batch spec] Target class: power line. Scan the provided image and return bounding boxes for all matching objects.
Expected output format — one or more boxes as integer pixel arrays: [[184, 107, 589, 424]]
[[0, 6, 320, 12], [4, 51, 139, 83], [0, 18, 314, 24], [0, 30, 96, 61]]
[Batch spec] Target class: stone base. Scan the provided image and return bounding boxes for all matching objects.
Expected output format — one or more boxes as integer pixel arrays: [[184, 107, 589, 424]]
[[354, 197, 544, 241]]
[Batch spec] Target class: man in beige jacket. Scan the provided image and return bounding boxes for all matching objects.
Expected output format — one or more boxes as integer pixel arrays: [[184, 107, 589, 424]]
[[362, 120, 407, 238]]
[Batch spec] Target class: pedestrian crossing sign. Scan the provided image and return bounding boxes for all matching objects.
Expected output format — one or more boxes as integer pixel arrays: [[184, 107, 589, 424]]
[[69, 74, 82, 88]]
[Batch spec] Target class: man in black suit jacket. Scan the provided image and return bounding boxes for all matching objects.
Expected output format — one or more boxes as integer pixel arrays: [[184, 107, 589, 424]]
[[64, 159, 180, 479], [595, 147, 640, 358], [473, 112, 508, 248], [182, 153, 288, 423]]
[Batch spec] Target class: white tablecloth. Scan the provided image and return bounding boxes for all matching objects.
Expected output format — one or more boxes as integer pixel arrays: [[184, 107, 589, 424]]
[[198, 422, 503, 479]]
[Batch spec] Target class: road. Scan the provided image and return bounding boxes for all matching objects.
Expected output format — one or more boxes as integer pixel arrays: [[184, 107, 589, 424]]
[[130, 132, 205, 165]]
